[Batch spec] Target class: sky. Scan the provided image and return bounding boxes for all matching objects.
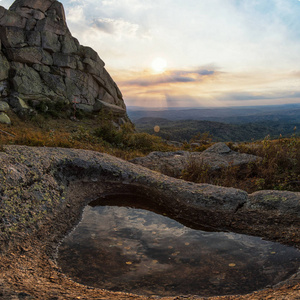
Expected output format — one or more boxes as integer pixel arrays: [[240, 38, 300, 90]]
[[1, 0, 300, 108]]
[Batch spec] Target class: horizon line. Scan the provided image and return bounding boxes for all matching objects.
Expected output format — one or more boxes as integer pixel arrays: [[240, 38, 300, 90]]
[[127, 103, 300, 111]]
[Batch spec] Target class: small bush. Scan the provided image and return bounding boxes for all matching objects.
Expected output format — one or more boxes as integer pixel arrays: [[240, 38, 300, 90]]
[[33, 100, 72, 119], [93, 120, 172, 153], [30, 114, 46, 128], [124, 132, 164, 152], [93, 123, 119, 144]]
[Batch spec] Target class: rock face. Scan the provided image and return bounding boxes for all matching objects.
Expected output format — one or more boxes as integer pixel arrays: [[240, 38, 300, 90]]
[[130, 142, 261, 176], [0, 0, 128, 124]]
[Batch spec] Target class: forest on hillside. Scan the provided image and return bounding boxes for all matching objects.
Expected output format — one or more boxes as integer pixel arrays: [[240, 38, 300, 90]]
[[135, 118, 300, 142]]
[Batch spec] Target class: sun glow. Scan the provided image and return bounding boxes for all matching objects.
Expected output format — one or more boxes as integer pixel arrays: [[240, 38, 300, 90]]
[[151, 57, 167, 74]]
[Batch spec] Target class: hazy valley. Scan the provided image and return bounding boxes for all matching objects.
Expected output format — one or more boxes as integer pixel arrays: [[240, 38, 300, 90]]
[[130, 104, 300, 142]]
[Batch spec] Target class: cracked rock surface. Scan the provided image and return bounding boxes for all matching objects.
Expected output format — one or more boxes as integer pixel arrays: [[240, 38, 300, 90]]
[[0, 145, 299, 299]]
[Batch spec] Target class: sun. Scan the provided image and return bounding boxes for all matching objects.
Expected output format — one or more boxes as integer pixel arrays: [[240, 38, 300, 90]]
[[151, 57, 167, 74]]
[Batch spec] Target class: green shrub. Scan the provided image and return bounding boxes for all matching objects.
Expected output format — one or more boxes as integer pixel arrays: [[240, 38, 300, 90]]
[[33, 100, 72, 119], [124, 132, 163, 152], [93, 123, 119, 144]]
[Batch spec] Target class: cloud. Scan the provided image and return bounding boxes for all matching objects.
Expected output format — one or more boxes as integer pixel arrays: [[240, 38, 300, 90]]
[[92, 18, 139, 37], [221, 91, 300, 101], [164, 94, 206, 108], [124, 89, 300, 109], [60, 0, 300, 76], [123, 68, 216, 87], [126, 76, 195, 87], [92, 19, 115, 34], [0, 0, 11, 8], [118, 69, 300, 108], [197, 70, 215, 76]]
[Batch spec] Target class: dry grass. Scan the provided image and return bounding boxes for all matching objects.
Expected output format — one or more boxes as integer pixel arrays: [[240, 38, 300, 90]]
[[182, 135, 300, 193], [0, 112, 175, 160], [1, 111, 299, 193]]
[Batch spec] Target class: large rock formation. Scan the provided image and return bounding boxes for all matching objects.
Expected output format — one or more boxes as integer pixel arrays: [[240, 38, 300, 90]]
[[0, 0, 128, 125]]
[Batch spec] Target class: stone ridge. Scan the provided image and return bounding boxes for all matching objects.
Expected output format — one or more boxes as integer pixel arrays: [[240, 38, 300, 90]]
[[0, 0, 128, 125]]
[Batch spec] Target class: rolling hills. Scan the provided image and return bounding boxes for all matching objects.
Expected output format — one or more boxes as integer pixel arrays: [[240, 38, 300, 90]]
[[132, 104, 300, 142]]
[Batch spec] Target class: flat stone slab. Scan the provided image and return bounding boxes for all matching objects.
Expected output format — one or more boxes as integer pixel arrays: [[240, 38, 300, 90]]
[[199, 142, 261, 170], [0, 145, 299, 300], [130, 142, 261, 176]]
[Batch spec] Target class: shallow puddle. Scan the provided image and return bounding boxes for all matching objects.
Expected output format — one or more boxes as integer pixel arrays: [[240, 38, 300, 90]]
[[57, 195, 300, 297]]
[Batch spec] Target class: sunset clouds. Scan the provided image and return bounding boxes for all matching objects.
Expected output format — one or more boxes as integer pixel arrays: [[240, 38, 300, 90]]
[[123, 69, 216, 87], [1, 0, 300, 107]]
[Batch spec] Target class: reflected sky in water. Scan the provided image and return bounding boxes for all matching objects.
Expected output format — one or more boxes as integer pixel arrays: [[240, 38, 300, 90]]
[[58, 203, 300, 297]]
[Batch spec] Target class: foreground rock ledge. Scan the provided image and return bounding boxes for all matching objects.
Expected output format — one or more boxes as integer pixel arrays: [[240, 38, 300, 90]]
[[0, 145, 299, 300]]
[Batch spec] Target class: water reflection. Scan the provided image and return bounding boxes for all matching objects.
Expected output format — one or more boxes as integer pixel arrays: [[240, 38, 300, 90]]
[[58, 197, 300, 297]]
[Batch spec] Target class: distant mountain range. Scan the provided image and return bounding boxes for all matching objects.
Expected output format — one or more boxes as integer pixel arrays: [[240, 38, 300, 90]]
[[129, 104, 300, 142], [128, 104, 300, 123]]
